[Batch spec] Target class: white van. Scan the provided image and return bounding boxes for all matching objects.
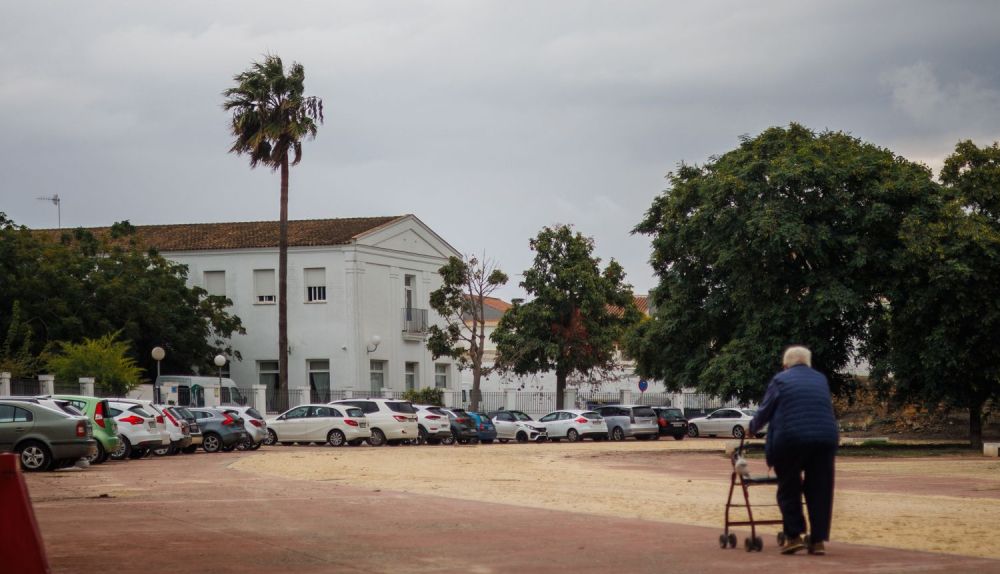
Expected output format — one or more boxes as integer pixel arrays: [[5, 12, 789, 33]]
[[152, 376, 248, 408]]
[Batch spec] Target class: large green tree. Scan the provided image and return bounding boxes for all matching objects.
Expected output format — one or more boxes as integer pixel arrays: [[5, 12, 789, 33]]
[[870, 140, 1000, 447], [427, 254, 508, 411], [628, 124, 941, 402], [492, 225, 640, 409], [0, 215, 245, 378], [223, 55, 324, 399]]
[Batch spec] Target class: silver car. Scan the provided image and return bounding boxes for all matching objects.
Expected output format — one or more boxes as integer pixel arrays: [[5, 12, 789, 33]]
[[594, 405, 659, 441], [219, 406, 268, 450], [0, 399, 97, 471]]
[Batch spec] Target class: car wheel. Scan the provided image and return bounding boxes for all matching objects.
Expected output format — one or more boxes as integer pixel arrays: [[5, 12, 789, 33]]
[[86, 441, 106, 465], [182, 444, 198, 454], [18, 441, 52, 472], [687, 424, 700, 438], [250, 441, 263, 450], [327, 429, 346, 447], [566, 429, 580, 442], [152, 445, 170, 456], [367, 428, 387, 447], [732, 425, 746, 439], [416, 426, 428, 445], [202, 433, 222, 453], [236, 435, 255, 451], [611, 427, 625, 441], [264, 429, 278, 446], [673, 433, 686, 440], [110, 436, 131, 461], [441, 435, 455, 446], [515, 432, 528, 443], [128, 448, 148, 459]]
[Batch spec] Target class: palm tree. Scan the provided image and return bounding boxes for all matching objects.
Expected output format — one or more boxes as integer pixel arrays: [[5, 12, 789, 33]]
[[223, 55, 323, 405]]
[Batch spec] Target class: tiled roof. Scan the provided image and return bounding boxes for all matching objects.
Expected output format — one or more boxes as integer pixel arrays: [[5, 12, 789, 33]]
[[35, 216, 406, 252], [608, 295, 650, 318]]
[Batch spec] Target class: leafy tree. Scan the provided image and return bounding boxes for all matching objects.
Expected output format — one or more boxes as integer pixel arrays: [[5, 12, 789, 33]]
[[628, 124, 941, 402], [402, 387, 444, 407], [427, 255, 508, 411], [492, 225, 641, 409], [871, 140, 1000, 447], [0, 216, 245, 378], [0, 301, 38, 379], [223, 55, 324, 400], [46, 332, 143, 396]]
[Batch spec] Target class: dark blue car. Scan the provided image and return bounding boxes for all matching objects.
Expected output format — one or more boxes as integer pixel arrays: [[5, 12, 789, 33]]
[[466, 411, 498, 444]]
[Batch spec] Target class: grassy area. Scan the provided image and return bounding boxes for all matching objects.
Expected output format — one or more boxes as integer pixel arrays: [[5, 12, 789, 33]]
[[741, 441, 978, 459]]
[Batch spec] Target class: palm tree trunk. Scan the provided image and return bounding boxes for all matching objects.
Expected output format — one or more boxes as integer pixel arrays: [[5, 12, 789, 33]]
[[278, 155, 289, 402]]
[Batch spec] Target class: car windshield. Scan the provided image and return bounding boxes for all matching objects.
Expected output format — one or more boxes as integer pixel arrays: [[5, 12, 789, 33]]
[[386, 401, 416, 414], [512, 412, 534, 422]]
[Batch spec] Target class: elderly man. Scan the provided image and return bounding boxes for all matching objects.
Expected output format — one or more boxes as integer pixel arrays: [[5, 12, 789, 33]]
[[749, 346, 838, 555]]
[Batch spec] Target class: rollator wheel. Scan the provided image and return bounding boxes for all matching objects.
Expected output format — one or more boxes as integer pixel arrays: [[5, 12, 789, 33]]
[[777, 531, 786, 546], [744, 537, 753, 552], [719, 534, 728, 549], [754, 536, 763, 551], [728, 533, 737, 548]]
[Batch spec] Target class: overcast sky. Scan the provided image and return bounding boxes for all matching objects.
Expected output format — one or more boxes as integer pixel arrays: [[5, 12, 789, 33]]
[[3, 1, 999, 300]]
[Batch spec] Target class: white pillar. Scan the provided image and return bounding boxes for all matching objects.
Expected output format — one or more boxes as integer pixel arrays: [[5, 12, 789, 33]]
[[39, 374, 55, 396], [382, 387, 394, 399], [79, 377, 95, 396], [251, 385, 266, 412], [620, 389, 633, 405], [344, 389, 355, 399], [564, 388, 578, 410], [443, 390, 456, 408], [505, 389, 517, 411], [0, 372, 10, 396]]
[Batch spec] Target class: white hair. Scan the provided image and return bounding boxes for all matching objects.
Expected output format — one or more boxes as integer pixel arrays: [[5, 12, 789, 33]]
[[782, 346, 812, 368]]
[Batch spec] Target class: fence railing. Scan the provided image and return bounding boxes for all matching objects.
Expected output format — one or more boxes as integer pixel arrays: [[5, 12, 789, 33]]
[[637, 392, 672, 406], [11, 380, 40, 396], [513, 392, 558, 415], [401, 308, 429, 335], [54, 382, 82, 395], [265, 387, 306, 414]]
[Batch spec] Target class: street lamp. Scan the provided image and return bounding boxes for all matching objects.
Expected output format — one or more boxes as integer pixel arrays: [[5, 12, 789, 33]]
[[151, 346, 166, 403], [214, 354, 227, 390], [366, 335, 381, 354]]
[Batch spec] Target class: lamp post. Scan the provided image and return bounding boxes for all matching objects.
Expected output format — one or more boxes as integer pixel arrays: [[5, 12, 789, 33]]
[[214, 354, 227, 392], [151, 346, 166, 403]]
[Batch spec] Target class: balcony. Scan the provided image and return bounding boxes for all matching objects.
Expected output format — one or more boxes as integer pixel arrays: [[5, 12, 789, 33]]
[[402, 307, 429, 339]]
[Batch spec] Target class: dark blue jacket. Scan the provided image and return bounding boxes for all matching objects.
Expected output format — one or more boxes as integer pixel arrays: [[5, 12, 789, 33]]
[[750, 365, 838, 465]]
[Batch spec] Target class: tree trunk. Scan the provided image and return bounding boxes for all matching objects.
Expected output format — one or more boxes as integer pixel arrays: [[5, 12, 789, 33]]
[[970, 396, 984, 450], [556, 370, 567, 409], [278, 156, 289, 404]]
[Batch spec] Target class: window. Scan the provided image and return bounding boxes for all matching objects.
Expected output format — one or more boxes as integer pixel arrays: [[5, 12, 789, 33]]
[[309, 406, 339, 418], [308, 360, 331, 403], [0, 405, 31, 423], [405, 362, 418, 391], [284, 406, 309, 419], [496, 412, 514, 422], [204, 271, 226, 296], [386, 401, 416, 414], [338, 400, 378, 414], [369, 361, 386, 395], [404, 274, 415, 310], [258, 360, 279, 412], [254, 269, 276, 303], [305, 267, 326, 303], [539, 412, 559, 423], [434, 364, 448, 389]]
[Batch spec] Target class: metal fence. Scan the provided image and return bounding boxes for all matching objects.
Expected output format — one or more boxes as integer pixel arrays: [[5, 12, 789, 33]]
[[264, 387, 307, 413], [680, 392, 748, 417], [54, 381, 82, 395], [513, 392, 557, 415], [580, 391, 619, 405], [637, 392, 672, 406], [11, 380, 40, 396]]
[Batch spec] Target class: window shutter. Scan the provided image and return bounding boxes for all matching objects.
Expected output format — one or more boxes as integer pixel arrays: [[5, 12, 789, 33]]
[[204, 271, 225, 296], [304, 267, 324, 288], [254, 269, 275, 301]]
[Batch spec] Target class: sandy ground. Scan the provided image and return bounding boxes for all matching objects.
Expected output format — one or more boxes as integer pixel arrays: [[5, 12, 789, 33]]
[[231, 439, 1000, 559]]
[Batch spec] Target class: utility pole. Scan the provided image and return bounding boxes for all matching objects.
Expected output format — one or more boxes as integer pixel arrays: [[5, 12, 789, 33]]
[[36, 194, 61, 228]]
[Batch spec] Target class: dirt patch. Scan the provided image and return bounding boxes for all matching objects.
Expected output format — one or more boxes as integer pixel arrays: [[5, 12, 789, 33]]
[[232, 440, 1000, 559]]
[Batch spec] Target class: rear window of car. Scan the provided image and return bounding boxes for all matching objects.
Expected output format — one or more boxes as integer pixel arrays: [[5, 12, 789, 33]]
[[427, 407, 448, 416], [741, 409, 757, 417], [659, 408, 684, 421], [339, 401, 378, 414], [346, 408, 364, 418], [582, 412, 602, 420], [54, 402, 85, 416], [633, 406, 655, 418], [129, 406, 152, 417], [246, 408, 264, 420], [175, 407, 194, 419], [386, 401, 416, 414]]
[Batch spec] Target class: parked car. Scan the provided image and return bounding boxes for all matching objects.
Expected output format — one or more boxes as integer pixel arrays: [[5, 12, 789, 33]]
[[108, 400, 168, 459], [536, 410, 608, 442], [686, 408, 762, 438], [466, 412, 498, 444], [328, 399, 418, 446], [0, 399, 97, 471], [488, 410, 547, 443], [593, 405, 659, 441], [219, 405, 268, 450], [266, 404, 371, 446], [445, 408, 479, 444], [413, 404, 454, 445], [652, 407, 688, 440], [112, 399, 180, 456], [50, 395, 121, 463], [186, 408, 249, 452], [164, 406, 202, 453]]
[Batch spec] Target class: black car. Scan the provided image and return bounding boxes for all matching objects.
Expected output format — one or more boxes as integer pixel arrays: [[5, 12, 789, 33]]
[[652, 407, 688, 440], [447, 408, 479, 444]]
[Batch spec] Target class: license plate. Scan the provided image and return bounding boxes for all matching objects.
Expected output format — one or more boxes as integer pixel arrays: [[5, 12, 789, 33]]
[[672, 422, 685, 427], [360, 422, 368, 428], [147, 421, 156, 429]]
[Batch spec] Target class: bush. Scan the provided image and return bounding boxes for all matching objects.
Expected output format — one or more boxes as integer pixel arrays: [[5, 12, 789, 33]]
[[402, 387, 444, 406], [46, 332, 143, 396]]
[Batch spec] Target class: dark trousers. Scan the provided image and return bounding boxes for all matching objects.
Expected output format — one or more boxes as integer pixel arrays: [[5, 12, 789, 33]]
[[772, 443, 836, 542]]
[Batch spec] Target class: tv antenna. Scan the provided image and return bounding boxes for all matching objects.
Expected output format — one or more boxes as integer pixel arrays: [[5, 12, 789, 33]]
[[37, 194, 61, 228]]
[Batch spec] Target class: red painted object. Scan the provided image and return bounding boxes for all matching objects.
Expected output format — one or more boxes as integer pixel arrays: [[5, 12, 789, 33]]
[[0, 453, 51, 573]]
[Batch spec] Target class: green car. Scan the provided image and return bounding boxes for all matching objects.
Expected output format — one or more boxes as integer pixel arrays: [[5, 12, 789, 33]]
[[51, 395, 120, 464]]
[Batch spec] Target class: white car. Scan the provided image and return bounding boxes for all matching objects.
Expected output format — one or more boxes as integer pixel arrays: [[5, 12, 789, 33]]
[[488, 410, 547, 443], [219, 405, 268, 450], [686, 408, 762, 439], [266, 404, 371, 446], [413, 404, 455, 445], [329, 399, 418, 446], [108, 400, 166, 459], [536, 410, 608, 442], [114, 399, 174, 454]]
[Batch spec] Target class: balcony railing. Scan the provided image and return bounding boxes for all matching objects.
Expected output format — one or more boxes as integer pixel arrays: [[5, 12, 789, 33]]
[[402, 308, 429, 336]]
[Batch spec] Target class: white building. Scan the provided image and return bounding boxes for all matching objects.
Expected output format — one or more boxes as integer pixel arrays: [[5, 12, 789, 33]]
[[113, 215, 461, 409]]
